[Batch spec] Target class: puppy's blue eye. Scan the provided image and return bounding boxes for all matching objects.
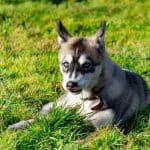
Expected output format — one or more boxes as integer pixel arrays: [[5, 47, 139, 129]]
[[62, 62, 69, 68]]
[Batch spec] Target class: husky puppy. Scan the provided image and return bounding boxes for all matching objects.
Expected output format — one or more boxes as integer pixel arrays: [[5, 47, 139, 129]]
[[8, 20, 150, 130]]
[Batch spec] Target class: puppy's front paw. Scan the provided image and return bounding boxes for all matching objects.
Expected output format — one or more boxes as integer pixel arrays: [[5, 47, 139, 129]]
[[39, 102, 53, 117], [7, 119, 34, 130]]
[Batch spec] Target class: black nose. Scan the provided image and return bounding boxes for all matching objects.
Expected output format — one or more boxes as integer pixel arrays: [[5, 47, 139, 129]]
[[66, 81, 78, 90]]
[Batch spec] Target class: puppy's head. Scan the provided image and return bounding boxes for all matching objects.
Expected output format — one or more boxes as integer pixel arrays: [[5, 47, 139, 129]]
[[57, 20, 106, 94]]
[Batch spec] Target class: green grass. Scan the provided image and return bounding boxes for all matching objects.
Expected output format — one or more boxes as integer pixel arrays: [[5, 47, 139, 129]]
[[0, 0, 150, 149]]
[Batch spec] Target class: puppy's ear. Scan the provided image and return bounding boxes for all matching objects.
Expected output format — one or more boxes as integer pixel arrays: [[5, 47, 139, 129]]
[[57, 20, 71, 45], [94, 21, 106, 53]]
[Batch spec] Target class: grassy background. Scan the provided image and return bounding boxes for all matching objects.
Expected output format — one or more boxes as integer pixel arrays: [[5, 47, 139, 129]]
[[0, 0, 150, 149]]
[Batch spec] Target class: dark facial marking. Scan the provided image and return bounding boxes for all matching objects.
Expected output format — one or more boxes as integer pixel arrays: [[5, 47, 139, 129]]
[[68, 57, 98, 78], [67, 38, 85, 78], [62, 38, 101, 77], [95, 43, 105, 54], [71, 38, 86, 54], [80, 60, 95, 73], [69, 56, 80, 78]]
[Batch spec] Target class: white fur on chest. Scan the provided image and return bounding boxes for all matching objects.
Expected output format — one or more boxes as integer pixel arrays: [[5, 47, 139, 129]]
[[41, 90, 115, 128], [62, 91, 115, 128]]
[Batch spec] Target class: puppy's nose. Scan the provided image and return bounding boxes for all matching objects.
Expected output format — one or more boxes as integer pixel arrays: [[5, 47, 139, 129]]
[[66, 81, 78, 90]]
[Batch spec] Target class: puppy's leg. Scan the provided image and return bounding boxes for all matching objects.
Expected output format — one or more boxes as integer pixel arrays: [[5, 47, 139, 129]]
[[7, 102, 54, 131], [88, 109, 115, 129], [7, 119, 34, 130], [7, 94, 68, 130], [40, 94, 68, 117], [39, 102, 54, 117], [40, 93, 69, 116]]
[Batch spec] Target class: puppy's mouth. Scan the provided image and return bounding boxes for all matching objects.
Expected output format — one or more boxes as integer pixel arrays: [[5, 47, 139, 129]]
[[69, 89, 82, 94]]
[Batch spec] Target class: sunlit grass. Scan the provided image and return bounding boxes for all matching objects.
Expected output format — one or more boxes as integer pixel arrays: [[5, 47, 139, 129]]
[[0, 0, 150, 149]]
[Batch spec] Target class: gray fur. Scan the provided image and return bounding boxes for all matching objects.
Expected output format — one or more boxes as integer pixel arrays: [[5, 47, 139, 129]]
[[99, 64, 150, 125]]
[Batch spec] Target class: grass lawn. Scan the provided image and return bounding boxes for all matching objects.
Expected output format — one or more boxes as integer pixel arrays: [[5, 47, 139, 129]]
[[0, 0, 150, 149]]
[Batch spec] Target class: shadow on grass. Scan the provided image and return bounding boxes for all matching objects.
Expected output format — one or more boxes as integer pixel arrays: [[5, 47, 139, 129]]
[[2, 0, 87, 5], [121, 106, 150, 134]]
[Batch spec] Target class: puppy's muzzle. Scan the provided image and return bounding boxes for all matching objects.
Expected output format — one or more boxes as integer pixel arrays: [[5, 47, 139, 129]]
[[66, 81, 81, 93]]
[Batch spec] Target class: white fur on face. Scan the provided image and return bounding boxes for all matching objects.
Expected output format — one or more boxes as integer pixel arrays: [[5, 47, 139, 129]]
[[61, 54, 73, 64], [65, 54, 73, 63], [60, 54, 103, 93], [62, 71, 83, 91], [78, 55, 90, 65], [58, 36, 65, 45], [59, 54, 79, 91]]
